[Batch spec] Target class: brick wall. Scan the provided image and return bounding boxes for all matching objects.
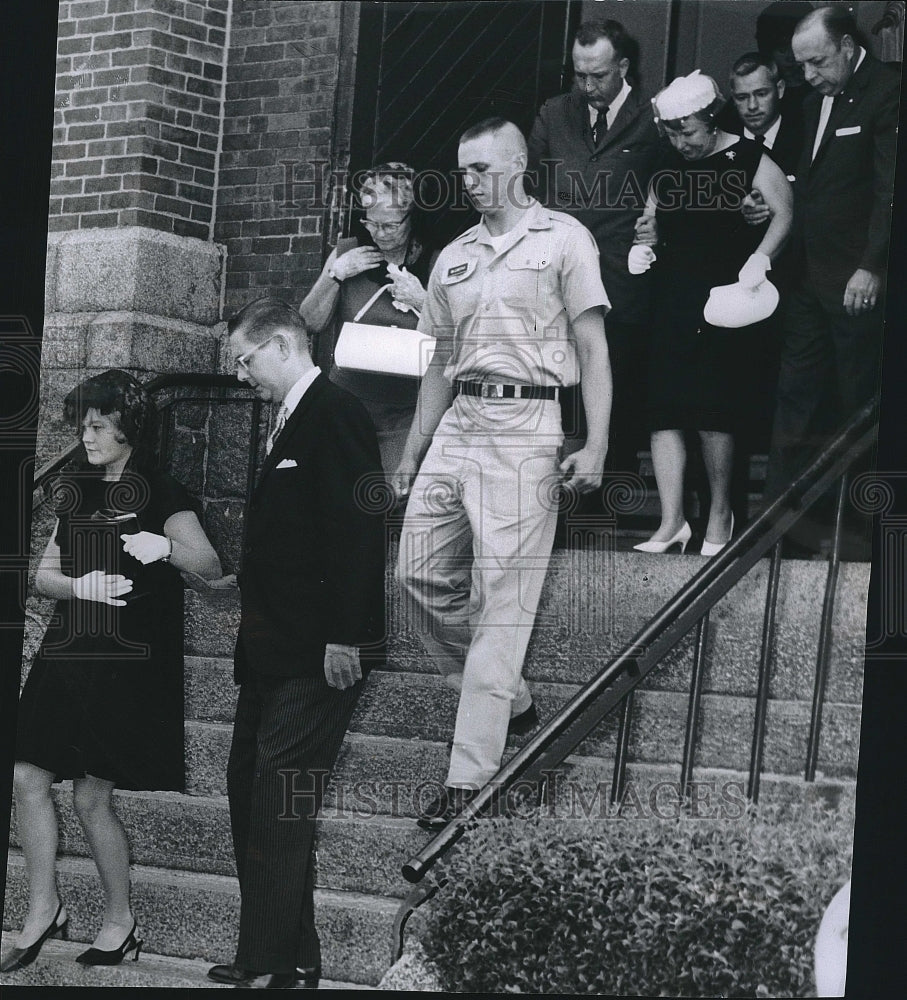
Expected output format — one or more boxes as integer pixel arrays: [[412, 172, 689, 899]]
[[51, 0, 230, 239], [216, 0, 349, 315]]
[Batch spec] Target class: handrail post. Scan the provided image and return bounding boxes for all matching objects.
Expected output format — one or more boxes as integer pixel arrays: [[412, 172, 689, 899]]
[[805, 473, 847, 781], [748, 540, 782, 802], [610, 689, 634, 806], [680, 611, 709, 799]]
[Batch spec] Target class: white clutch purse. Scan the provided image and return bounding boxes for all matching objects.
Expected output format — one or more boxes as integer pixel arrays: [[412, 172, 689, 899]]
[[334, 322, 437, 377], [334, 283, 435, 377]]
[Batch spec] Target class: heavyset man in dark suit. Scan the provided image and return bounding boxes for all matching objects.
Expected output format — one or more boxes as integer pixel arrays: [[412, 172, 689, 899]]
[[207, 297, 385, 989], [528, 19, 661, 473], [763, 6, 899, 549]]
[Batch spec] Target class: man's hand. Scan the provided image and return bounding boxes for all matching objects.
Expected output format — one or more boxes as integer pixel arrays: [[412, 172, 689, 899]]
[[122, 531, 170, 564], [390, 460, 417, 501], [633, 214, 658, 246], [559, 446, 606, 494], [324, 643, 362, 690], [71, 570, 133, 606], [843, 268, 881, 317], [330, 246, 383, 281], [742, 189, 772, 226]]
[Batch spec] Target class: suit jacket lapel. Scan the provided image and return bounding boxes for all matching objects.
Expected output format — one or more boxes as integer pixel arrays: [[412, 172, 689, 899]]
[[255, 373, 325, 489], [596, 89, 647, 150], [810, 57, 871, 169], [567, 92, 595, 151]]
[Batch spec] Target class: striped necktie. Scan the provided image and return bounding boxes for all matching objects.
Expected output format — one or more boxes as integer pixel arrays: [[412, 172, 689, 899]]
[[266, 403, 288, 455]]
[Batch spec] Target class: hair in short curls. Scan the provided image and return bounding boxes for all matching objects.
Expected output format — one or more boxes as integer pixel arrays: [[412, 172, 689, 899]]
[[63, 369, 160, 473], [357, 162, 416, 213]]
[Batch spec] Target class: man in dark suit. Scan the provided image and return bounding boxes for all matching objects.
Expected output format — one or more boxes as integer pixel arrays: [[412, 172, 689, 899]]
[[763, 6, 899, 553], [724, 50, 806, 516], [727, 51, 804, 179], [528, 19, 661, 474], [207, 297, 385, 989]]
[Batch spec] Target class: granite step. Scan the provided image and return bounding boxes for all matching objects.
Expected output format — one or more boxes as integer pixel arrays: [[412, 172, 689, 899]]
[[185, 695, 860, 804], [7, 788, 422, 898], [0, 932, 375, 989], [6, 752, 855, 903], [2, 853, 397, 986], [184, 556, 869, 708]]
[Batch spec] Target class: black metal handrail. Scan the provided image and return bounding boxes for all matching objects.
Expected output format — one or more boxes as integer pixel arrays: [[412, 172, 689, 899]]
[[400, 398, 878, 885]]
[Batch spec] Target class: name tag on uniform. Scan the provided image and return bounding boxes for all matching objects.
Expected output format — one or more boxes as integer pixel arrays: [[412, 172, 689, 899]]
[[835, 125, 861, 136], [441, 259, 476, 285]]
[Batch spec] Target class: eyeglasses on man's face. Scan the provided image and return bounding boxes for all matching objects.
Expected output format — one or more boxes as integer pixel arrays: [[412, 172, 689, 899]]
[[235, 335, 278, 372]]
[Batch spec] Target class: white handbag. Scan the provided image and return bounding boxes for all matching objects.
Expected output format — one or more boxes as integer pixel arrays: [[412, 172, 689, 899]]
[[334, 283, 436, 377]]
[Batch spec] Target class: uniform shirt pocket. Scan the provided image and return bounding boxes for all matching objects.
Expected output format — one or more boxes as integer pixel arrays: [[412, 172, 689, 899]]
[[504, 254, 555, 308]]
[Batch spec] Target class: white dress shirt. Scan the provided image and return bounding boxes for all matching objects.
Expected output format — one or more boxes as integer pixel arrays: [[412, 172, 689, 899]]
[[812, 46, 866, 160], [588, 79, 632, 132]]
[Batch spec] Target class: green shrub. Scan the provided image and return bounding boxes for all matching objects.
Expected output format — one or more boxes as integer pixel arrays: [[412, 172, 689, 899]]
[[420, 801, 852, 996]]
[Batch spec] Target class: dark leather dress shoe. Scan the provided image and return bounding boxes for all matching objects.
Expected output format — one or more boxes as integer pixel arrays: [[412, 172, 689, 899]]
[[507, 702, 539, 736], [207, 962, 320, 989], [416, 786, 479, 831], [295, 965, 320, 989]]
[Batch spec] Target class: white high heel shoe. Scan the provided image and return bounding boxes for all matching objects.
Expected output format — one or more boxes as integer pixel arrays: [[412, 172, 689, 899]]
[[701, 513, 735, 557], [633, 521, 692, 554]]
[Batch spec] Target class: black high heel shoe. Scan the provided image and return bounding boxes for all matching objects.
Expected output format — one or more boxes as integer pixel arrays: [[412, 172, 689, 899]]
[[0, 903, 69, 972], [75, 920, 142, 966]]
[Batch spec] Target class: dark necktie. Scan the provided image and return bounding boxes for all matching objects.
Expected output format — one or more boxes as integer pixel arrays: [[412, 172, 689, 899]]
[[752, 134, 766, 148], [592, 108, 608, 145]]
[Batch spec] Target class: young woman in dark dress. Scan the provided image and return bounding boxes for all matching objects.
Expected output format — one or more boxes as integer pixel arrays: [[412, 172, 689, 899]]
[[1, 370, 222, 972], [299, 162, 440, 474], [630, 71, 793, 556]]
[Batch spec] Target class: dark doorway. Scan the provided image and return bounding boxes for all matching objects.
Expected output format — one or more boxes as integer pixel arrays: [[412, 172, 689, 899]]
[[346, 0, 578, 245]]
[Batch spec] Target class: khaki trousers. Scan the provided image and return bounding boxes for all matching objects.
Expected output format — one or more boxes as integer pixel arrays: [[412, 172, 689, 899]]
[[397, 395, 563, 786]]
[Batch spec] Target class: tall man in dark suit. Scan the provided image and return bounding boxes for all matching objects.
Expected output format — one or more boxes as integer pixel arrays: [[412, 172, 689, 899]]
[[528, 19, 661, 474], [207, 297, 385, 989], [763, 6, 899, 551]]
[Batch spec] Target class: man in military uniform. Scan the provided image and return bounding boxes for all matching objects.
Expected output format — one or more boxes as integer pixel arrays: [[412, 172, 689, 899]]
[[393, 118, 612, 828]]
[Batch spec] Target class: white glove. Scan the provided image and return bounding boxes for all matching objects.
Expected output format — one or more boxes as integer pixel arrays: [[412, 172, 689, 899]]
[[628, 244, 657, 275], [122, 531, 171, 564], [737, 251, 771, 290], [71, 570, 133, 606]]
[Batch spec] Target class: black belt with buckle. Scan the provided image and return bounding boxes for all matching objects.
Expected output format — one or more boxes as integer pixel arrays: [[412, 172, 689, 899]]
[[454, 380, 559, 401]]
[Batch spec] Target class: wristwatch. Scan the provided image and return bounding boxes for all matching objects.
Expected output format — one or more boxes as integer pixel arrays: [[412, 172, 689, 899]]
[[327, 263, 342, 283], [161, 537, 173, 563]]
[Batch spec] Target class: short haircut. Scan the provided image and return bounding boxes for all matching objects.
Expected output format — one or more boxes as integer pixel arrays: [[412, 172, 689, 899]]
[[799, 5, 860, 48], [228, 296, 310, 350], [574, 18, 632, 62], [730, 51, 780, 83], [755, 1, 812, 55], [63, 368, 160, 472], [459, 117, 527, 158], [460, 116, 512, 144]]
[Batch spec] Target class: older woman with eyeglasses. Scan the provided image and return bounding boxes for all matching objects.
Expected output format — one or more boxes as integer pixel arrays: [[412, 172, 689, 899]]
[[299, 162, 439, 474]]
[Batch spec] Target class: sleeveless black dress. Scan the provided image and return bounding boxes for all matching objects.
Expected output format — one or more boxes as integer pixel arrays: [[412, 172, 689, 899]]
[[15, 468, 199, 791], [647, 138, 768, 432]]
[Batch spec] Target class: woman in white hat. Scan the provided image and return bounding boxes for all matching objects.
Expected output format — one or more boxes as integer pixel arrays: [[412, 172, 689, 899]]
[[630, 70, 792, 555]]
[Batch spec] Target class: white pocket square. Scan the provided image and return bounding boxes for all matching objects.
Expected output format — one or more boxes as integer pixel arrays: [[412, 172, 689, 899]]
[[276, 458, 298, 469], [835, 125, 861, 136]]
